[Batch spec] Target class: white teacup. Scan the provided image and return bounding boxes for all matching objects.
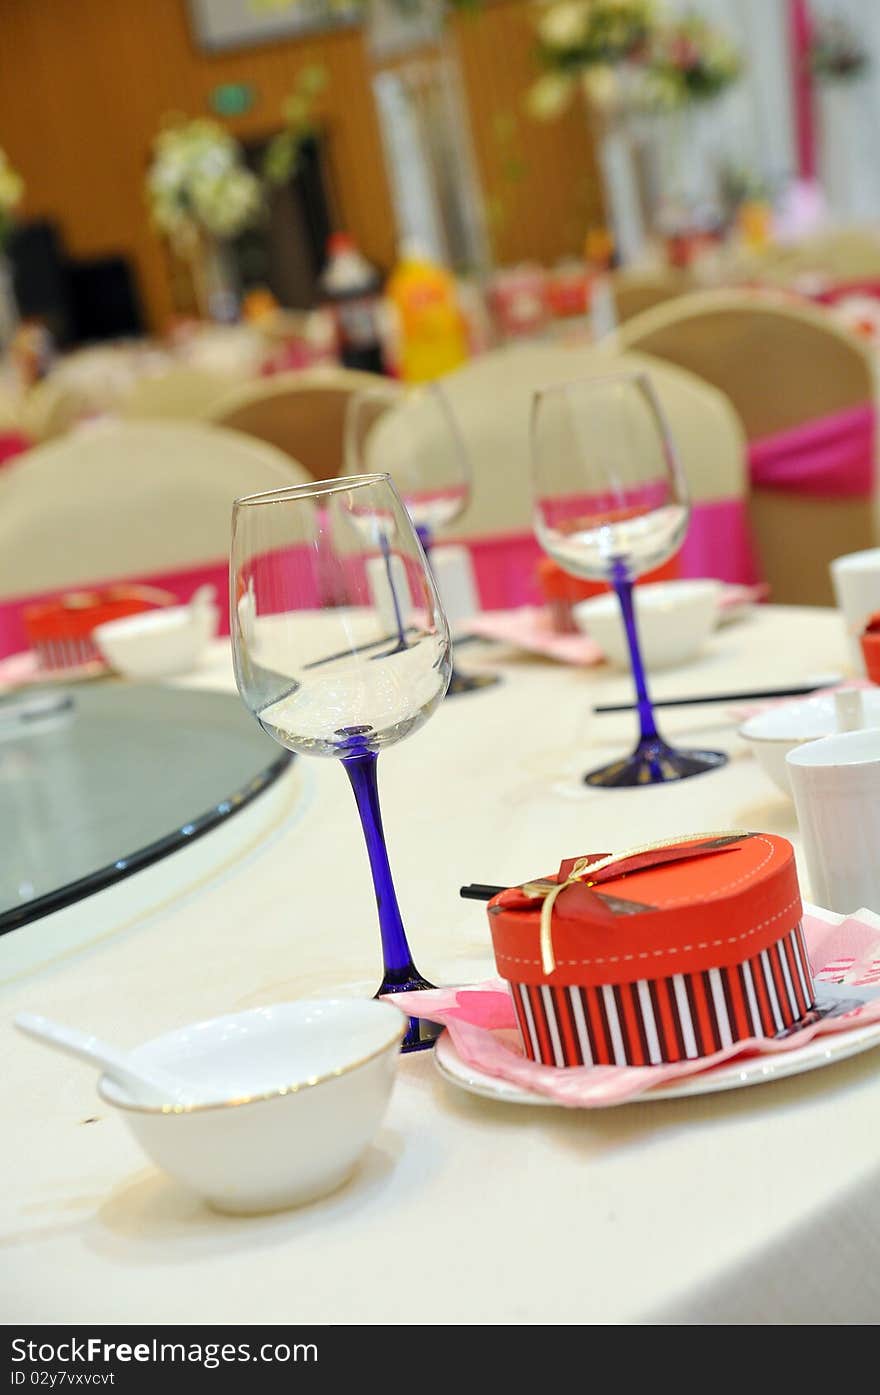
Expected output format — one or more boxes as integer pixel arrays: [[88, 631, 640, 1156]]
[[572, 579, 722, 672], [831, 548, 880, 674], [787, 728, 880, 914]]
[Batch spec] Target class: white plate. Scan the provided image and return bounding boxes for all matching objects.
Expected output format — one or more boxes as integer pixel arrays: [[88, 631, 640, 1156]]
[[433, 1017, 880, 1108]]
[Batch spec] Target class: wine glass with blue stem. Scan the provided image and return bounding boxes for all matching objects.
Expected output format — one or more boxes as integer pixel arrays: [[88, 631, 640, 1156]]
[[230, 473, 452, 1050], [345, 381, 499, 695]]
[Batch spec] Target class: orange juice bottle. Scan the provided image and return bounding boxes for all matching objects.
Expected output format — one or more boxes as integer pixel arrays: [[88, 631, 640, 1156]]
[[385, 241, 469, 382]]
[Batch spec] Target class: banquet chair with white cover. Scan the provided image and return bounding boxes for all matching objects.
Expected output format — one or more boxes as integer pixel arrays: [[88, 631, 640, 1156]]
[[0, 422, 309, 652], [606, 267, 693, 326], [611, 290, 879, 606], [205, 367, 385, 480], [120, 365, 241, 421], [422, 343, 748, 608], [19, 373, 97, 442], [19, 343, 155, 441], [760, 227, 880, 287]]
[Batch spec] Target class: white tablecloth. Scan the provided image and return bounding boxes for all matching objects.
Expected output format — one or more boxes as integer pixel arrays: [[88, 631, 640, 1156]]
[[3, 605, 879, 1325]]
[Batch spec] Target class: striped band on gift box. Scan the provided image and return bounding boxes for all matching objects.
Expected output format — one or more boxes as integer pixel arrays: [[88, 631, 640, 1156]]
[[510, 924, 815, 1067], [34, 635, 101, 671]]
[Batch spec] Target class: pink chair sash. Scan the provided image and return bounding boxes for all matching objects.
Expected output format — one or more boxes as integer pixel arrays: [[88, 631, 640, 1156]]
[[0, 431, 31, 468], [748, 404, 875, 498], [814, 280, 880, 305]]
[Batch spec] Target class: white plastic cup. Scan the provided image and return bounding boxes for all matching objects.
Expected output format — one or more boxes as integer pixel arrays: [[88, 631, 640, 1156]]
[[831, 548, 880, 674], [787, 728, 880, 913]]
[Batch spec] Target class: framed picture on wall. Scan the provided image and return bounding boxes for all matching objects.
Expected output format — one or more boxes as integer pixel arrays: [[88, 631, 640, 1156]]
[[187, 0, 361, 52]]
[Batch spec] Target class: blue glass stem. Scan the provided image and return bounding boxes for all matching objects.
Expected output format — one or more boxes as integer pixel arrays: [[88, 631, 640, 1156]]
[[613, 572, 658, 743], [342, 749, 428, 994]]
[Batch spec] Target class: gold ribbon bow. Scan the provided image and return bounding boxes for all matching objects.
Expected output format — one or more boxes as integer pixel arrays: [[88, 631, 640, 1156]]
[[520, 831, 749, 975]]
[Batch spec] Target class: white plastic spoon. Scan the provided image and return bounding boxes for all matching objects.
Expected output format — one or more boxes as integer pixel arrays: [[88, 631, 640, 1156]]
[[14, 1012, 192, 1108], [188, 583, 216, 614]]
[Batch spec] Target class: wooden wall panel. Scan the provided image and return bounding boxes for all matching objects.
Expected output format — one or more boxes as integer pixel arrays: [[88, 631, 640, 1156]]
[[0, 0, 601, 329], [454, 2, 604, 266], [0, 0, 397, 328]]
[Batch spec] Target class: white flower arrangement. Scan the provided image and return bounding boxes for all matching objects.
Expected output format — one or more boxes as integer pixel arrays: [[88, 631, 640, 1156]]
[[146, 118, 262, 248], [0, 148, 24, 249], [529, 0, 741, 122]]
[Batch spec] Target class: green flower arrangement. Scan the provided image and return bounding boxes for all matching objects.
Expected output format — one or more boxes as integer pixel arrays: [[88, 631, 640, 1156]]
[[263, 66, 329, 187]]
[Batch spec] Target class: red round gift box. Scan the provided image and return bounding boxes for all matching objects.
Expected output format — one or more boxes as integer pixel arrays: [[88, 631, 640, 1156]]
[[23, 585, 174, 671], [487, 833, 815, 1068]]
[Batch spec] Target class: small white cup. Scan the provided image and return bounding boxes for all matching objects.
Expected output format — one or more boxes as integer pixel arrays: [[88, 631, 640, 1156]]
[[831, 548, 880, 674], [787, 728, 880, 913], [428, 545, 479, 631]]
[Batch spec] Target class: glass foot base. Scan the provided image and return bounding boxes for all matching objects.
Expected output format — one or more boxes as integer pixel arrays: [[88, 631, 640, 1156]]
[[584, 738, 728, 788], [376, 972, 442, 1054], [446, 668, 501, 698]]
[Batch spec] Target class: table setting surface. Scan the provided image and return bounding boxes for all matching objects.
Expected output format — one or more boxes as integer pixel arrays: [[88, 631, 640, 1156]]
[[4, 603, 880, 1326]]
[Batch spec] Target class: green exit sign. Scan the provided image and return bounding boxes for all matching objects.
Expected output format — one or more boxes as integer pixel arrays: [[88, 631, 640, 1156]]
[[210, 83, 257, 117]]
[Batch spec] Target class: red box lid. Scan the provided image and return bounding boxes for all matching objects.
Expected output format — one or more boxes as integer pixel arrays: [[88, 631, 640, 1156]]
[[488, 833, 802, 987]]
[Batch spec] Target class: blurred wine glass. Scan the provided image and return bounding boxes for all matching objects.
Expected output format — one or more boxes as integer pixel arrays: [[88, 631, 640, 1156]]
[[231, 473, 452, 1050], [531, 370, 727, 786], [345, 381, 498, 694]]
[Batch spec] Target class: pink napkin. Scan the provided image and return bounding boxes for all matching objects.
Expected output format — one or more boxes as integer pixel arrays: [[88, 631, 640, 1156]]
[[458, 585, 766, 668], [0, 650, 39, 689], [386, 911, 880, 1107], [717, 581, 769, 613], [459, 607, 602, 666]]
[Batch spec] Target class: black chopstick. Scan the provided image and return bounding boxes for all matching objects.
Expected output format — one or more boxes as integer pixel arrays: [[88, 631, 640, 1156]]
[[460, 883, 506, 901], [303, 628, 484, 670], [302, 628, 418, 669], [593, 679, 841, 715]]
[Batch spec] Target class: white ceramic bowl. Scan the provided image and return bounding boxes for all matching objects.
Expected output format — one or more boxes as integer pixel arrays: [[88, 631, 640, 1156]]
[[740, 688, 880, 796], [572, 580, 722, 671], [99, 999, 404, 1214], [93, 603, 218, 679]]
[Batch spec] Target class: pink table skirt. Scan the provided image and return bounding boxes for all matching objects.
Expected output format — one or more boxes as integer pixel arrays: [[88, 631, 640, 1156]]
[[0, 497, 762, 660], [452, 496, 760, 607], [0, 561, 232, 661]]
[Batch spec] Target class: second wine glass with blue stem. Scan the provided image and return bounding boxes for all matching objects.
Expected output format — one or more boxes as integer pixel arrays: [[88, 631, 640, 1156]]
[[530, 370, 727, 787], [345, 381, 499, 695]]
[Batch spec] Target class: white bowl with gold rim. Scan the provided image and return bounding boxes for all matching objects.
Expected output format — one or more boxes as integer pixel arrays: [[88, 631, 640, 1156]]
[[99, 1000, 404, 1214]]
